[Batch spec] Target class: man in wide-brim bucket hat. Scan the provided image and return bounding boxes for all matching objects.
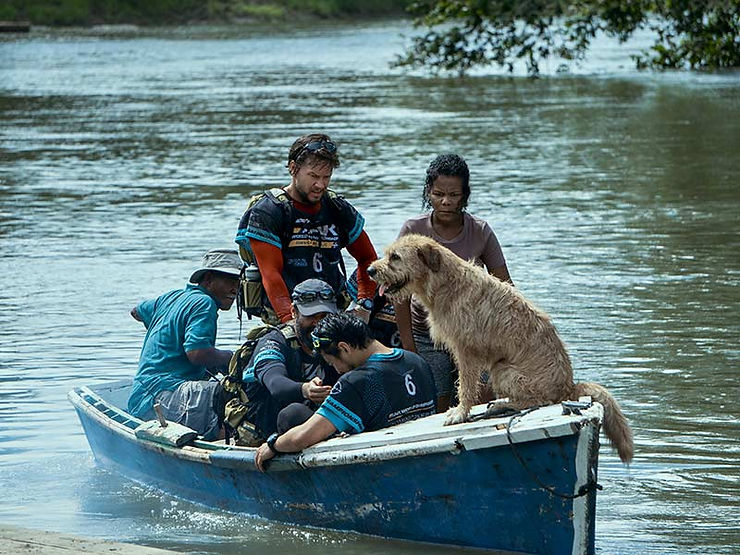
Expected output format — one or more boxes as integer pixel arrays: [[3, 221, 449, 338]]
[[189, 248, 244, 284], [127, 248, 244, 440]]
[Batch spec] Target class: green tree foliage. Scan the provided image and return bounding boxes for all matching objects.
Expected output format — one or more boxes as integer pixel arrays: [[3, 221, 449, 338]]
[[395, 0, 740, 75]]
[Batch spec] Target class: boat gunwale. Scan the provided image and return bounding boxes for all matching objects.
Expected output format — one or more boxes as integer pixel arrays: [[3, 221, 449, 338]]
[[69, 383, 604, 471]]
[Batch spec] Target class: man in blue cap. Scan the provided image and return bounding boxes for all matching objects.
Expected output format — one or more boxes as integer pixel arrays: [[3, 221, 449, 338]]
[[127, 248, 243, 440]]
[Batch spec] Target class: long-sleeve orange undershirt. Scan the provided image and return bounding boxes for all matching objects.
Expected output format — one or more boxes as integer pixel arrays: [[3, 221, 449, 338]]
[[250, 239, 293, 322], [346, 231, 378, 300]]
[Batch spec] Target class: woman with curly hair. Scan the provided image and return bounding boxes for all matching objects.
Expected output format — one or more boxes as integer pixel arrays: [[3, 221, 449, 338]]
[[394, 153, 513, 411]]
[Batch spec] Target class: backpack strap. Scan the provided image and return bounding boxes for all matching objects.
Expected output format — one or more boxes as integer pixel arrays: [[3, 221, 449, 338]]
[[237, 188, 291, 263], [279, 323, 301, 350], [264, 187, 291, 204], [224, 324, 278, 390], [262, 188, 294, 249], [324, 190, 350, 246], [321, 190, 350, 281]]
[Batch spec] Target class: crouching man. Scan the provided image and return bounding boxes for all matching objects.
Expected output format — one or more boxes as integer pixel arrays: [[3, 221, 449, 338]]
[[127, 248, 243, 440], [238, 278, 340, 441], [255, 313, 436, 471]]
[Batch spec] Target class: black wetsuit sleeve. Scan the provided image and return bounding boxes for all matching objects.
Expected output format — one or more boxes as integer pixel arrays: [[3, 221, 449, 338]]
[[260, 365, 304, 405]]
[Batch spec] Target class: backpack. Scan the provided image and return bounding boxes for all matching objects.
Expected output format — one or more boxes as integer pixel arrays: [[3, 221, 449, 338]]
[[220, 324, 299, 446], [235, 188, 288, 323]]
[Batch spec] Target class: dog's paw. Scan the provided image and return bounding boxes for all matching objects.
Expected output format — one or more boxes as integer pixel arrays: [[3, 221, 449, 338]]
[[444, 406, 470, 426]]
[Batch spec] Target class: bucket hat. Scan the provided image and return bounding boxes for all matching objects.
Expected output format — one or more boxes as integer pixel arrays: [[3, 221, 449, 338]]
[[190, 249, 244, 283]]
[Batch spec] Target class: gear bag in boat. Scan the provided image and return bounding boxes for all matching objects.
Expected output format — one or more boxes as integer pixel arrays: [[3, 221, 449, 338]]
[[220, 324, 299, 445]]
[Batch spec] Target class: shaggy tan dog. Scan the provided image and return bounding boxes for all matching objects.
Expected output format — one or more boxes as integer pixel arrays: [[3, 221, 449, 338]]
[[369, 234, 633, 463]]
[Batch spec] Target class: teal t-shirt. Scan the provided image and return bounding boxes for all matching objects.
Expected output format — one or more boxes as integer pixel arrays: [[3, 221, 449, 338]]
[[127, 284, 219, 418]]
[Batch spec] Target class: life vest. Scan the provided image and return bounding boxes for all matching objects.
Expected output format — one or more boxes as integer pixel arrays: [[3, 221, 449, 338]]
[[236, 188, 351, 324], [237, 187, 348, 266]]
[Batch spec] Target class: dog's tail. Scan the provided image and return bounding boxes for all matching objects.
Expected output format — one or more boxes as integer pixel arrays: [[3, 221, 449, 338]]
[[573, 382, 634, 464]]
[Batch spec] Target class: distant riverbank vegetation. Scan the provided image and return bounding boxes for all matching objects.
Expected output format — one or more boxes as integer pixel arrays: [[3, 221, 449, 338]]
[[0, 0, 412, 26], [4, 0, 736, 77]]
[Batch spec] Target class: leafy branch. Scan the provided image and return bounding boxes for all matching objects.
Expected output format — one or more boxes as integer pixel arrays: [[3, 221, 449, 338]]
[[394, 0, 740, 75]]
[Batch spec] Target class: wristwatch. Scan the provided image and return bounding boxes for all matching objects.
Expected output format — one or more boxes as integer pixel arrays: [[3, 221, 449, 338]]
[[266, 433, 283, 454], [357, 297, 374, 312]]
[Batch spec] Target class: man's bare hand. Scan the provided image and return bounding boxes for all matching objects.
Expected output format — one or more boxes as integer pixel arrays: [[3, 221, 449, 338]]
[[302, 377, 332, 403], [255, 442, 275, 472]]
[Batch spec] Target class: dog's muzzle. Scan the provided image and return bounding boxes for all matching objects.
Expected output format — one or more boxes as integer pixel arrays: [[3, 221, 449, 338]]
[[378, 278, 408, 297]]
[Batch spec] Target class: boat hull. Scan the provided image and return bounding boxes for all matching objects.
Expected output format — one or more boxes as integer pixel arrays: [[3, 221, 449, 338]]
[[70, 382, 600, 554]]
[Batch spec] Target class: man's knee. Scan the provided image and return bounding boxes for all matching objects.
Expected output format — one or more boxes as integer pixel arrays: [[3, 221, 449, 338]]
[[276, 403, 314, 434]]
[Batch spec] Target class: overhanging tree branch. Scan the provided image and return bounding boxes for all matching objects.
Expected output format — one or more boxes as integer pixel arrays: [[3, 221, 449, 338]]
[[394, 0, 740, 75]]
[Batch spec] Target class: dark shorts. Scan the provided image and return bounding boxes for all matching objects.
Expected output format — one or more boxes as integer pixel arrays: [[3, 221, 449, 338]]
[[413, 332, 490, 400], [413, 332, 456, 398]]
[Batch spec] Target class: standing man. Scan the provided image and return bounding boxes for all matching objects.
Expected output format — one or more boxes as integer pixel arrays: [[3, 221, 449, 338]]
[[255, 313, 436, 471], [235, 133, 377, 325], [127, 248, 243, 440]]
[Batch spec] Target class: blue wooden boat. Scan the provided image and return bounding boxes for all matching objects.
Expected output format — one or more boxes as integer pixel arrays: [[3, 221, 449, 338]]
[[69, 380, 603, 554]]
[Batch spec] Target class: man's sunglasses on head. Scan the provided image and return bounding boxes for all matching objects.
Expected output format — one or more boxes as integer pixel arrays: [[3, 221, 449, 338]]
[[291, 289, 336, 304], [299, 140, 337, 156]]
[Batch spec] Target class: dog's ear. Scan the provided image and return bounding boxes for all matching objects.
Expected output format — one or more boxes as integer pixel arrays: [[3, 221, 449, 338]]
[[417, 243, 441, 272]]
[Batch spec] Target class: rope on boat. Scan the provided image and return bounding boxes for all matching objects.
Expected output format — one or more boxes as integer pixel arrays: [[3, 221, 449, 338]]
[[504, 406, 603, 500]]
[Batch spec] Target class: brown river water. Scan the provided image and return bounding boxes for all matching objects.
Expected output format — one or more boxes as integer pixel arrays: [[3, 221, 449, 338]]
[[1, 21, 738, 554]]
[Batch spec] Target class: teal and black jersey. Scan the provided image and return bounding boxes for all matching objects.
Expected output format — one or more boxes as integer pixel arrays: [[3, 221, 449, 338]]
[[317, 349, 436, 434], [236, 190, 365, 296]]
